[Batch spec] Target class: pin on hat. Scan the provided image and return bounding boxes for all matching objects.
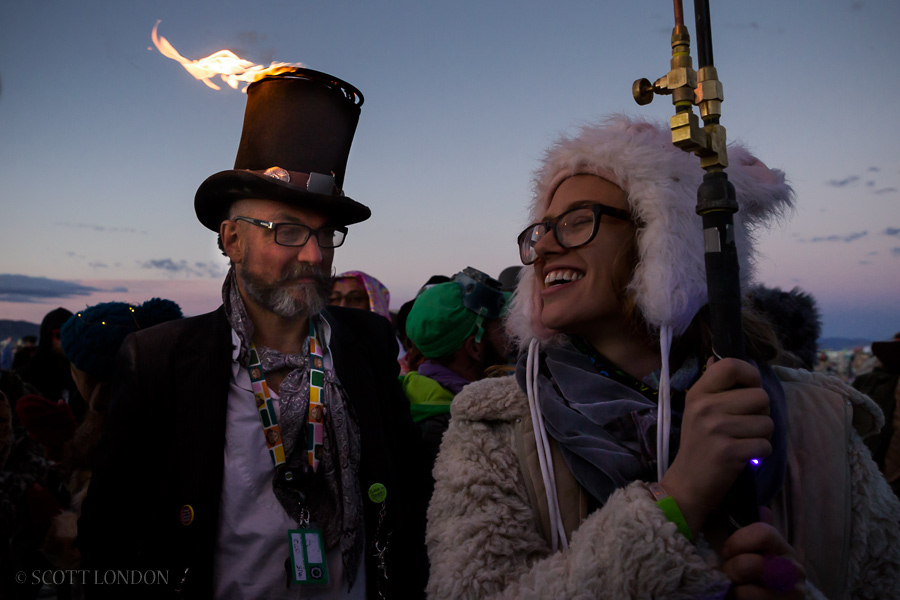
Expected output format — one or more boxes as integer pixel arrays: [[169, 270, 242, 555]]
[[195, 68, 371, 230]]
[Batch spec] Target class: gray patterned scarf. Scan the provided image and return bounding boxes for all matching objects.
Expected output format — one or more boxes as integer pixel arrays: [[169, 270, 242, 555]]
[[223, 268, 364, 589], [515, 338, 787, 508]]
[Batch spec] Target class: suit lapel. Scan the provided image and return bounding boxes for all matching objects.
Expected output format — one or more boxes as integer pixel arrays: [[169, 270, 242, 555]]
[[171, 307, 233, 580]]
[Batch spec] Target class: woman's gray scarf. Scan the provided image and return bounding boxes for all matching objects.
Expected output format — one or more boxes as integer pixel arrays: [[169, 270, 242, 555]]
[[223, 268, 364, 588], [515, 339, 786, 507]]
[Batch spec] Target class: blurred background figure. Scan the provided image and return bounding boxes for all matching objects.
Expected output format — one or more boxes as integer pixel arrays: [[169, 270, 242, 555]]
[[15, 308, 84, 424], [853, 332, 900, 500], [396, 275, 452, 375], [402, 268, 510, 474], [329, 270, 391, 320], [13, 394, 77, 463], [0, 368, 52, 600], [0, 390, 10, 470], [746, 285, 822, 370], [34, 298, 184, 572], [1, 335, 38, 371], [497, 265, 522, 293]]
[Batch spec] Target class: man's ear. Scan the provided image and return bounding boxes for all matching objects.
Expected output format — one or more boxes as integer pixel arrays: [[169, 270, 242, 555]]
[[220, 219, 244, 263]]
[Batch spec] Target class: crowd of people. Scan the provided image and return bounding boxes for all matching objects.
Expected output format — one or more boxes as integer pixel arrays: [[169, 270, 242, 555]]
[[1, 68, 899, 600]]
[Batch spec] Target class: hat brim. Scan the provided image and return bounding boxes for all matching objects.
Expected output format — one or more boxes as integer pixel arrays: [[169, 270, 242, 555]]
[[195, 169, 371, 231]]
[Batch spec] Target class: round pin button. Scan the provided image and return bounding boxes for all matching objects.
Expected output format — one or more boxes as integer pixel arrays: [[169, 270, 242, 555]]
[[367, 483, 387, 503], [180, 504, 194, 526]]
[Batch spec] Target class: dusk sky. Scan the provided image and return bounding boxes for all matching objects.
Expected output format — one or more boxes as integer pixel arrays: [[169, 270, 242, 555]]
[[1, 0, 898, 341]]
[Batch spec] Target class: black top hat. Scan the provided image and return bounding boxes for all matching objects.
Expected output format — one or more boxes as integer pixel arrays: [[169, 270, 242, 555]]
[[195, 68, 371, 231]]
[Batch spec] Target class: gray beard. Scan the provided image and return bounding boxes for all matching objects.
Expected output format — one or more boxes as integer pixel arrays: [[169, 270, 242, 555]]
[[239, 263, 331, 320]]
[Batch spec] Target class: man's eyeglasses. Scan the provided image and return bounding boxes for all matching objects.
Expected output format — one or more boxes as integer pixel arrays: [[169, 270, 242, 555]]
[[233, 216, 348, 248], [516, 203, 631, 265]]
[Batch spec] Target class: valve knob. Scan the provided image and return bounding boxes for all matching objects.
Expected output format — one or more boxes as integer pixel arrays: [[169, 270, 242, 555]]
[[632, 78, 655, 105]]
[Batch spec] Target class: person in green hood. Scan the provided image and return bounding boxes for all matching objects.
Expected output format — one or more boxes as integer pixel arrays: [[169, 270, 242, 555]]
[[402, 267, 511, 476]]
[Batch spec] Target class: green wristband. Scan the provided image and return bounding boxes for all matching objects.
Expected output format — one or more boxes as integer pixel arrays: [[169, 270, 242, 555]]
[[656, 496, 694, 541]]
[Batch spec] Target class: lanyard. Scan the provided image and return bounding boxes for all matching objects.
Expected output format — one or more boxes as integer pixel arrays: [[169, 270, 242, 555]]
[[248, 321, 326, 470], [571, 337, 658, 402]]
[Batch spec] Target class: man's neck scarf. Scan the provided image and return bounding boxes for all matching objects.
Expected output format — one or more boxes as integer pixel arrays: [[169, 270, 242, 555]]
[[223, 268, 364, 589]]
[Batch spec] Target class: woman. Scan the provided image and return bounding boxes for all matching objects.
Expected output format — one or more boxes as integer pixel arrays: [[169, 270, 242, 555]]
[[426, 115, 900, 599], [330, 270, 392, 320]]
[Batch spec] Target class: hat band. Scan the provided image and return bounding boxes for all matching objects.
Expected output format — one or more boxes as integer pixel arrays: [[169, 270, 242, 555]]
[[256, 167, 341, 196]]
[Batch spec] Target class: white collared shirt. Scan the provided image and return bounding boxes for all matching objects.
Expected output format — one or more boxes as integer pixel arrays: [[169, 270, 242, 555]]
[[212, 321, 366, 599]]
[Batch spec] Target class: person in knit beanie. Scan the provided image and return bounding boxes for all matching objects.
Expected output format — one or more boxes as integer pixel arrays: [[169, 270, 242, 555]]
[[37, 298, 182, 569], [426, 115, 900, 599]]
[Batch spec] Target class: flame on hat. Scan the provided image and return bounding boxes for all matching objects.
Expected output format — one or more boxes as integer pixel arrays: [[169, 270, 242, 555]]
[[151, 21, 305, 92]]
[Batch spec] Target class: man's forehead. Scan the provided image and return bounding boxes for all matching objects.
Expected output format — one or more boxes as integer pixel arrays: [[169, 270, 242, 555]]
[[232, 198, 333, 225]]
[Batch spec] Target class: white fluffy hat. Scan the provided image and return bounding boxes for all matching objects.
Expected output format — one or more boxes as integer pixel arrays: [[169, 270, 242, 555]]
[[507, 114, 794, 347]]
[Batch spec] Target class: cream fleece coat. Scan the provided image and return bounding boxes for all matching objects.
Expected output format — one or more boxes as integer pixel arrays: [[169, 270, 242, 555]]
[[426, 369, 900, 599]]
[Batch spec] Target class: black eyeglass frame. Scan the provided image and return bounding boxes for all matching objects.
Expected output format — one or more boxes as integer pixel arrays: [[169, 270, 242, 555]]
[[233, 216, 348, 248], [516, 202, 632, 265]]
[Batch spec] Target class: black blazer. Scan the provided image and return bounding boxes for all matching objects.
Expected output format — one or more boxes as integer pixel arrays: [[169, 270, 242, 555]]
[[79, 305, 428, 598]]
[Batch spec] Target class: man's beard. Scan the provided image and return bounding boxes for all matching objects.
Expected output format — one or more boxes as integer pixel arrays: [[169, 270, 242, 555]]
[[239, 262, 332, 320]]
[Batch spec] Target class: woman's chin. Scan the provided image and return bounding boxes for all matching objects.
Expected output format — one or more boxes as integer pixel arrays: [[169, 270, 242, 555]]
[[540, 309, 581, 336]]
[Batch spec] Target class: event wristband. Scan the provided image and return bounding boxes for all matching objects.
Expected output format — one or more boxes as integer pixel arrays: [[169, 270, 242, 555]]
[[647, 482, 693, 541]]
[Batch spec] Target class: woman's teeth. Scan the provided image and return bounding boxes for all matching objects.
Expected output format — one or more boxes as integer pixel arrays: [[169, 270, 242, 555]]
[[544, 270, 584, 286]]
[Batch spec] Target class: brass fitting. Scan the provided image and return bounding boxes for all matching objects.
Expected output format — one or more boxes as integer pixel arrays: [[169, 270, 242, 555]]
[[700, 123, 729, 170], [670, 111, 706, 153], [668, 26, 697, 106], [695, 66, 724, 120]]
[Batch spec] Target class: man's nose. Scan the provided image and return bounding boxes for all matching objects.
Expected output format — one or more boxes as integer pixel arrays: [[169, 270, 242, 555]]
[[296, 237, 323, 263]]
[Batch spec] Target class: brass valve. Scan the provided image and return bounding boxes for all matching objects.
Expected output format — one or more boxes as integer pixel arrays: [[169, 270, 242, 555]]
[[632, 24, 727, 170]]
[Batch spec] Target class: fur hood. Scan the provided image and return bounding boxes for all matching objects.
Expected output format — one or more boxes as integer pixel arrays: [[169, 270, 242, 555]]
[[507, 114, 794, 349]]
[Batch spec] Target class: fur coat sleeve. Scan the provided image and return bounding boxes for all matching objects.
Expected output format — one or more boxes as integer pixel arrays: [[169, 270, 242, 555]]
[[773, 366, 900, 600], [425, 376, 730, 600]]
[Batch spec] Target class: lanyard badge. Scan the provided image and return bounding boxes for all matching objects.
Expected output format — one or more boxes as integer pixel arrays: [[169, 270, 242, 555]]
[[246, 323, 331, 586], [288, 509, 329, 585]]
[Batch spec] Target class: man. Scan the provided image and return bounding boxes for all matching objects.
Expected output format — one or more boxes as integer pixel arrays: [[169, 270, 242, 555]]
[[79, 69, 427, 598], [402, 268, 509, 468], [853, 333, 900, 499]]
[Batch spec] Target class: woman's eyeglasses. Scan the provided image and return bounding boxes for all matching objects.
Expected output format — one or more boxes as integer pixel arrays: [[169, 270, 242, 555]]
[[516, 203, 631, 265]]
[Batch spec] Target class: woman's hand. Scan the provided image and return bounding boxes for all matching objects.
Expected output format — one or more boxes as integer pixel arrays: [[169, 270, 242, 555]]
[[722, 508, 806, 599], [660, 358, 774, 533]]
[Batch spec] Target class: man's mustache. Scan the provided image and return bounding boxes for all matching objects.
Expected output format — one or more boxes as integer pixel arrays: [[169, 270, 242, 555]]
[[277, 264, 331, 285]]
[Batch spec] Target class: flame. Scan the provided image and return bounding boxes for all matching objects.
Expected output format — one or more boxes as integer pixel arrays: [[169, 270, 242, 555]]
[[151, 21, 304, 92]]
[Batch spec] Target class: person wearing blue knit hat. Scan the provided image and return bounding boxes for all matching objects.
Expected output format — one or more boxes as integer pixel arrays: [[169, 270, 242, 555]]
[[31, 298, 183, 570], [402, 267, 511, 488]]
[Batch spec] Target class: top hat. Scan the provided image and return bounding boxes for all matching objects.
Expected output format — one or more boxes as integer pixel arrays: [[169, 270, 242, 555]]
[[195, 68, 371, 230]]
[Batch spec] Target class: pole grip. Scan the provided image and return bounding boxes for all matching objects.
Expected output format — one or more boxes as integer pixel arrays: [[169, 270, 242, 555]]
[[701, 211, 745, 360], [697, 171, 759, 527]]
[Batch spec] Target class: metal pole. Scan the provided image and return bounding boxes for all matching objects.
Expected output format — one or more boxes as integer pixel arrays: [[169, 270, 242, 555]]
[[632, 0, 759, 528]]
